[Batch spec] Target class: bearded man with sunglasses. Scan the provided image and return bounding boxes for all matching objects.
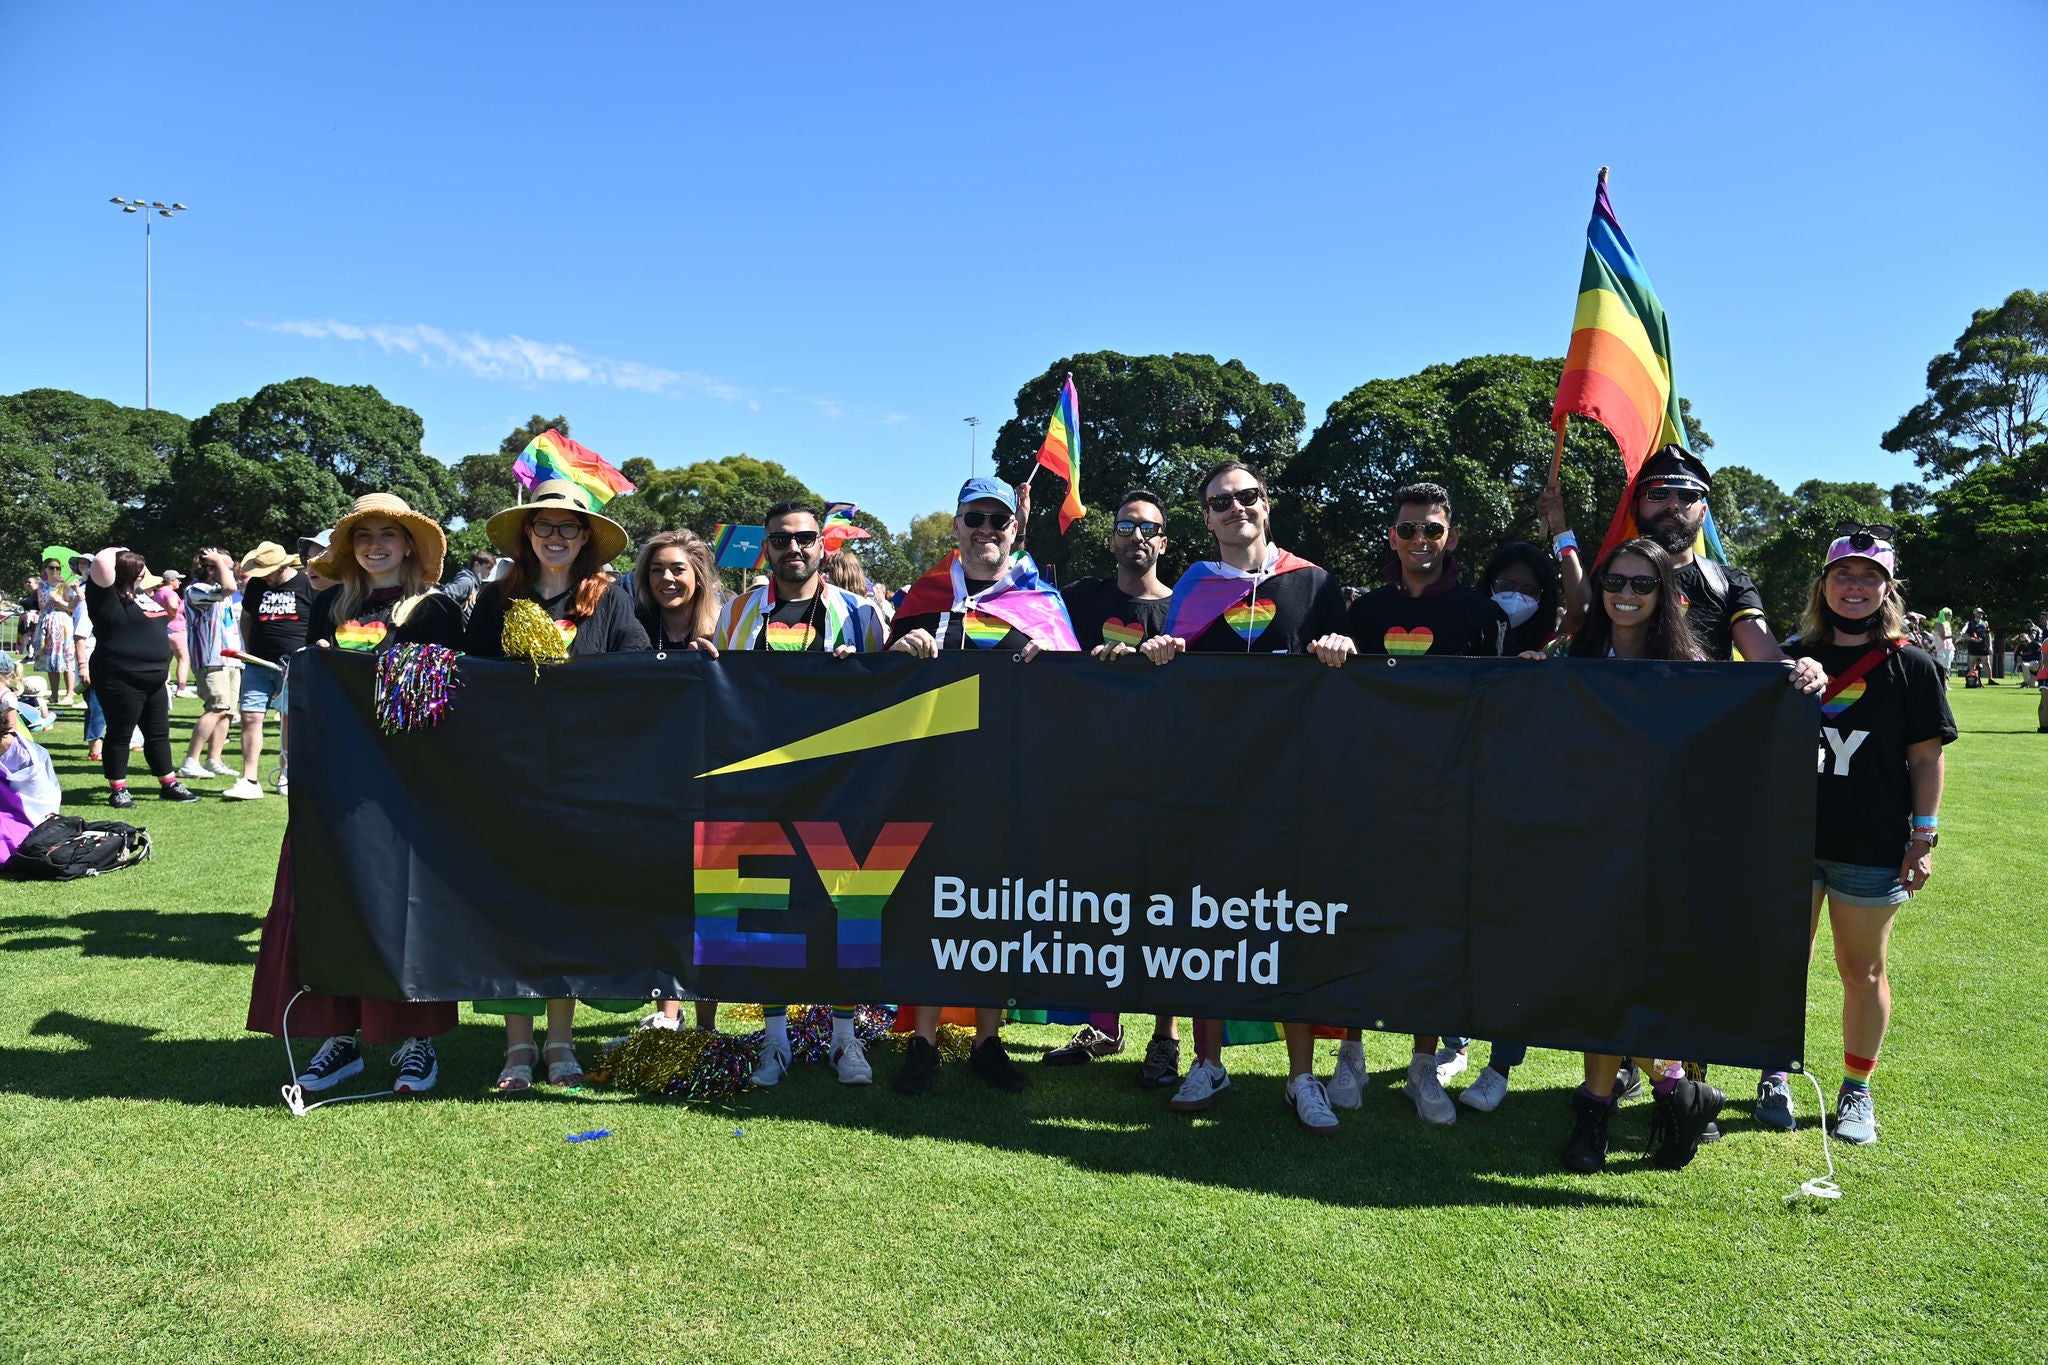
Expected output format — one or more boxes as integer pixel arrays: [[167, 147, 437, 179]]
[[703, 501, 887, 658], [1140, 460, 1353, 1134], [1611, 447, 1785, 664]]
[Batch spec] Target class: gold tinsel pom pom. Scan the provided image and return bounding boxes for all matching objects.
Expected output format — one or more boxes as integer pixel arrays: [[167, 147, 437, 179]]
[[501, 596, 569, 677]]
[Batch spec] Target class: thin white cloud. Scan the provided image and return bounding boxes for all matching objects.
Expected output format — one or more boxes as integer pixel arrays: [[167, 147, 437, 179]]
[[250, 319, 743, 402], [812, 398, 844, 419]]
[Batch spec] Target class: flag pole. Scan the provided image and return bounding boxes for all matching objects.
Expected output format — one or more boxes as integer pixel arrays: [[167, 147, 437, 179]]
[[1549, 168, 1609, 490]]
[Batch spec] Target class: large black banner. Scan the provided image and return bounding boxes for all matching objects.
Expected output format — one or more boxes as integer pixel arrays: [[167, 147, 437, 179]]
[[291, 647, 1817, 1069]]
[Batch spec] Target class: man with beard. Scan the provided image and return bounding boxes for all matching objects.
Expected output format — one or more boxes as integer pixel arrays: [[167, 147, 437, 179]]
[[1038, 489, 1184, 1085], [1139, 460, 1353, 1134], [701, 500, 889, 1089]]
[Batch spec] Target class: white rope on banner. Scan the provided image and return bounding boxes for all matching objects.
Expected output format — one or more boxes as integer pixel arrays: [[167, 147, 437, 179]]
[[1784, 1069, 1842, 1203], [277, 988, 397, 1116]]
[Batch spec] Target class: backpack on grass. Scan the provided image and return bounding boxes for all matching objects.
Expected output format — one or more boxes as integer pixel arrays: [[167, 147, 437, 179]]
[[4, 815, 151, 880]]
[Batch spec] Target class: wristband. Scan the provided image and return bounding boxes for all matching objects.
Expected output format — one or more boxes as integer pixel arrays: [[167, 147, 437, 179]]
[[1552, 530, 1578, 554], [1911, 815, 1938, 829]]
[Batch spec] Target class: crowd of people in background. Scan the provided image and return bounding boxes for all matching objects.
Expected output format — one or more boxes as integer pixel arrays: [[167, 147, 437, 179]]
[[3, 440, 2029, 1173]]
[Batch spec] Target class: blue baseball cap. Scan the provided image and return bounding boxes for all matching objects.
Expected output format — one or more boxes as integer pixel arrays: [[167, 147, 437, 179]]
[[956, 477, 1016, 512]]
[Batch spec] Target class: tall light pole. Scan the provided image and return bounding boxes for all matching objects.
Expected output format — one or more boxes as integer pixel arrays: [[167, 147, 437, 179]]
[[963, 415, 981, 476], [109, 197, 189, 409]]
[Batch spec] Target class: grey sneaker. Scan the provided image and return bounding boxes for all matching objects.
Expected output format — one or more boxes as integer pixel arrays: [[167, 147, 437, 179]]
[[1286, 1074, 1340, 1134], [1167, 1058, 1230, 1112], [1404, 1053, 1456, 1125], [1833, 1087, 1878, 1145], [1754, 1074, 1797, 1131], [1327, 1041, 1367, 1109]]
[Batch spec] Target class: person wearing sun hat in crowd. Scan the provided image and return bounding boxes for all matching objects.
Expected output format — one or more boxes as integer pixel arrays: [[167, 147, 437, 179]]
[[222, 542, 315, 801], [152, 569, 195, 697], [461, 480, 650, 1093], [79, 548, 200, 809], [246, 493, 466, 1098], [33, 550, 80, 707], [1749, 522, 1952, 1146]]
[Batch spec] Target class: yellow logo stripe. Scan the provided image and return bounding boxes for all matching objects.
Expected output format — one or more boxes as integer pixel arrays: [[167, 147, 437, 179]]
[[698, 675, 981, 778]]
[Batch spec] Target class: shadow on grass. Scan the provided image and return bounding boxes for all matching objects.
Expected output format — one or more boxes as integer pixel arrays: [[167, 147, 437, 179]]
[[0, 909, 258, 964]]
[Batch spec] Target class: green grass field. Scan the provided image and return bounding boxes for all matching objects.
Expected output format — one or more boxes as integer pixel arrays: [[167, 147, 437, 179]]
[[2, 687, 2044, 1363]]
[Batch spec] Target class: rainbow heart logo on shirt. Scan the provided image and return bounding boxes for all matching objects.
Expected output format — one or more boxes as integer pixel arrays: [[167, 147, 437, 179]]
[[764, 621, 814, 651], [1383, 627, 1435, 656], [1821, 679, 1867, 718], [1100, 617, 1145, 648], [962, 611, 1010, 648], [554, 618, 580, 647], [1225, 598, 1276, 642], [334, 619, 389, 651]]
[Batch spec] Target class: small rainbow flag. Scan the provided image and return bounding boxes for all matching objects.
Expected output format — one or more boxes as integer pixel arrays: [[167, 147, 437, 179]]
[[709, 524, 768, 570], [820, 502, 872, 555], [1034, 374, 1086, 533], [512, 429, 636, 507]]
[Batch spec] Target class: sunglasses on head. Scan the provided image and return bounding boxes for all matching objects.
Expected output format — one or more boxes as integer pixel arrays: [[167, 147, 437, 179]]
[[960, 510, 1013, 531], [765, 530, 820, 549], [1113, 519, 1163, 539], [1394, 520, 1447, 541], [1204, 487, 1264, 513], [1832, 519, 1896, 549], [1599, 573, 1660, 596], [1643, 487, 1704, 507]]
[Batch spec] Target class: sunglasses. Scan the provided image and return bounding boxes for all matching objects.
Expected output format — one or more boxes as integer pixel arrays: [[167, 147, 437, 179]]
[[1598, 573, 1660, 596], [766, 531, 821, 549], [1204, 488, 1264, 513], [1394, 521, 1447, 541], [1113, 519, 1163, 539], [960, 510, 1013, 531], [1833, 519, 1896, 549], [1642, 487, 1704, 507], [528, 520, 586, 541]]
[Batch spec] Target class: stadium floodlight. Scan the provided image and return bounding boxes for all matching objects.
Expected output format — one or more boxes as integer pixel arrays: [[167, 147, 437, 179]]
[[106, 197, 191, 409]]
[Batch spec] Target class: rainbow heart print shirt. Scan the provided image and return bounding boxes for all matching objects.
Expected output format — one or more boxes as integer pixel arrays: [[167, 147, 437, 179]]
[[334, 619, 390, 651], [1099, 617, 1146, 648], [1224, 598, 1277, 644], [1382, 627, 1435, 656], [962, 611, 1011, 648], [764, 621, 816, 651]]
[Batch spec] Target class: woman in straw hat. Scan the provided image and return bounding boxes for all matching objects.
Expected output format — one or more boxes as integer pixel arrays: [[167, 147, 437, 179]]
[[81, 547, 201, 808], [463, 480, 649, 1092], [247, 493, 465, 1099]]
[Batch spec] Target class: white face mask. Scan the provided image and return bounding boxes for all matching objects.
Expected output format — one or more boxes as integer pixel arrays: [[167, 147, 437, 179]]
[[1493, 591, 1539, 628]]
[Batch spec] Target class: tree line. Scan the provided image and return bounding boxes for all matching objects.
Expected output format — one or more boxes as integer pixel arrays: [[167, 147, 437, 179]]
[[5, 288, 2041, 635]]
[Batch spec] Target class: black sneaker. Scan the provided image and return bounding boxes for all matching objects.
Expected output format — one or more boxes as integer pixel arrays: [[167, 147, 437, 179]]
[[159, 781, 201, 803], [391, 1037, 439, 1095], [1139, 1035, 1182, 1089], [1042, 1024, 1124, 1066], [891, 1035, 940, 1096], [969, 1035, 1029, 1092], [108, 787, 135, 810], [1615, 1058, 1644, 1103], [296, 1034, 364, 1092], [1563, 1090, 1612, 1173], [1648, 1077, 1726, 1170]]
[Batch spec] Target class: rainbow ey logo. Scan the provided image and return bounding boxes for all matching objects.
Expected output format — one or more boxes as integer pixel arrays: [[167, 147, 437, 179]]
[[691, 821, 933, 968]]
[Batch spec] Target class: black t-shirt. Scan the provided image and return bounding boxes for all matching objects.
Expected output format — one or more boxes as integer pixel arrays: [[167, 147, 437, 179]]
[[1180, 563, 1350, 655], [1812, 641, 1956, 867], [888, 577, 1034, 652], [83, 579, 172, 673], [2016, 637, 2042, 666], [1346, 581, 1508, 659], [1062, 576, 1170, 650], [463, 579, 650, 658], [754, 594, 831, 652], [310, 585, 465, 652], [1961, 619, 1992, 654], [241, 573, 317, 660], [1673, 559, 1767, 661]]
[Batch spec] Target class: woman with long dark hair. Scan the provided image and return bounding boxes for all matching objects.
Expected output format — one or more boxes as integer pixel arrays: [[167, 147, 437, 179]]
[[1566, 536, 1700, 662], [81, 548, 200, 808]]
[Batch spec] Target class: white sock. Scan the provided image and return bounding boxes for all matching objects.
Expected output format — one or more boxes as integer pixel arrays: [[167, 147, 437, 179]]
[[766, 1013, 789, 1048], [831, 1013, 854, 1043]]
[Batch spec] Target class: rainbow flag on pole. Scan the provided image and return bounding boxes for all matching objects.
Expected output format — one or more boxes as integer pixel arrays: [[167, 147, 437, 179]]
[[512, 429, 636, 507], [820, 502, 871, 555], [1034, 374, 1086, 533]]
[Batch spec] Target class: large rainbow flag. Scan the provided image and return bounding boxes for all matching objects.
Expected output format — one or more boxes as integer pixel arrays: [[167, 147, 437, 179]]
[[1034, 374, 1086, 533], [512, 429, 636, 508], [1549, 170, 1725, 561]]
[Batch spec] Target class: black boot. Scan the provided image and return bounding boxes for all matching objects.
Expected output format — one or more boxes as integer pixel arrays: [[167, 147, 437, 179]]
[[1649, 1077, 1727, 1170], [1563, 1090, 1613, 1173]]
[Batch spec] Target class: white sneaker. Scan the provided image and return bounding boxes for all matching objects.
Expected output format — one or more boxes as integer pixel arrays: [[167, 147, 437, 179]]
[[222, 778, 265, 801], [1458, 1066, 1510, 1113], [1434, 1045, 1469, 1086], [751, 1039, 791, 1087], [1327, 1040, 1368, 1109], [638, 1011, 682, 1031], [1167, 1057, 1231, 1111], [1404, 1053, 1457, 1125], [206, 758, 236, 777], [176, 686, 198, 698], [1286, 1073, 1340, 1134], [275, 775, 289, 796], [832, 1034, 873, 1085], [175, 759, 211, 781]]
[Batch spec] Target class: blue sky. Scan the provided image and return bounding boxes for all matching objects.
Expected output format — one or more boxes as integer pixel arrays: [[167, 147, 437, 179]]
[[4, 2, 2043, 531]]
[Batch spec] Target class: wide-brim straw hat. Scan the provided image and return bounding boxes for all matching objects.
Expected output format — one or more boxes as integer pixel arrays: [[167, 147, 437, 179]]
[[238, 541, 301, 578], [310, 493, 447, 584], [485, 480, 629, 563], [136, 569, 165, 594]]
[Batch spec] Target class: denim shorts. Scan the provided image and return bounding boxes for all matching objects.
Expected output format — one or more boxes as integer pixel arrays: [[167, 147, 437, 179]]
[[1813, 859, 1909, 908], [238, 661, 285, 715]]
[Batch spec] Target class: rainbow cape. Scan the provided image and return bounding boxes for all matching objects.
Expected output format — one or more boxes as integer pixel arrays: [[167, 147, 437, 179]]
[[820, 502, 871, 555], [895, 551, 1080, 650], [1034, 374, 1086, 533], [512, 430, 636, 507], [1162, 549, 1318, 642]]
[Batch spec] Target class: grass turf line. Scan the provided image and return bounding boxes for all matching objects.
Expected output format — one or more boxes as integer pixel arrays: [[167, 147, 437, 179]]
[[0, 690, 2043, 1362]]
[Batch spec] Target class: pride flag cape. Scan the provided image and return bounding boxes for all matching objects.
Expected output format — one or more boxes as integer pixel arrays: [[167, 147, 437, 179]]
[[896, 551, 1081, 650], [511, 430, 636, 507], [1034, 374, 1086, 533], [1162, 550, 1318, 642], [820, 502, 871, 555]]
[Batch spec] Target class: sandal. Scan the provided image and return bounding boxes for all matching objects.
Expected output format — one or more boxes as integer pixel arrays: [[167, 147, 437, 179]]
[[495, 1042, 538, 1094], [544, 1041, 583, 1087]]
